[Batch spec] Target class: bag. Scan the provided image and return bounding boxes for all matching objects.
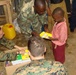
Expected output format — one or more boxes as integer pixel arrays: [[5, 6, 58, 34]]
[[51, 0, 63, 4]]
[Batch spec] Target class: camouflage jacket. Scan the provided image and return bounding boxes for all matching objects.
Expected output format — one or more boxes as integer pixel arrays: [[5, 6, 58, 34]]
[[0, 37, 16, 61], [13, 59, 68, 75], [17, 0, 48, 39], [0, 37, 15, 50]]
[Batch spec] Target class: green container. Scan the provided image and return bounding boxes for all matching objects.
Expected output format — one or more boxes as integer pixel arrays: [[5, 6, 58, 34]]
[[16, 54, 22, 60]]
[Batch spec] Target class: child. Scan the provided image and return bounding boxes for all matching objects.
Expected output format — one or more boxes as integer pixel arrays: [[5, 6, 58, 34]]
[[51, 7, 67, 63]]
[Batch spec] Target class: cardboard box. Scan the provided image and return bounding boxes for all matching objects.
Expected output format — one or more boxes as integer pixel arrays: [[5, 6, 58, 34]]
[[4, 59, 31, 75]]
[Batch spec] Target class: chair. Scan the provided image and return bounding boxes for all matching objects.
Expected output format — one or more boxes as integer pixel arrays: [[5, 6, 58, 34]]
[[0, 0, 13, 24]]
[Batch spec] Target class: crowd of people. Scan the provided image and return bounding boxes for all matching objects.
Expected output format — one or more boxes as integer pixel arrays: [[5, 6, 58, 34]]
[[0, 0, 73, 75]]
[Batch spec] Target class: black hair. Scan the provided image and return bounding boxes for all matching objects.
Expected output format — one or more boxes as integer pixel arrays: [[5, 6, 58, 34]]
[[34, 0, 46, 7], [52, 7, 64, 17]]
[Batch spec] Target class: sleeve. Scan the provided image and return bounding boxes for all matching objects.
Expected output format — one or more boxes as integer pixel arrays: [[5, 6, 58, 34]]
[[59, 24, 67, 43], [0, 37, 15, 50], [17, 2, 33, 35]]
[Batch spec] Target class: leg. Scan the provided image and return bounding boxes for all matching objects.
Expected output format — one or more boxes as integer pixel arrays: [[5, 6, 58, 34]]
[[52, 43, 65, 64], [69, 0, 76, 32]]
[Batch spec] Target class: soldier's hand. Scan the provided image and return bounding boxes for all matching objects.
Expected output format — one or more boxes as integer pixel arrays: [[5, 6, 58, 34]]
[[32, 31, 39, 36], [14, 45, 25, 51]]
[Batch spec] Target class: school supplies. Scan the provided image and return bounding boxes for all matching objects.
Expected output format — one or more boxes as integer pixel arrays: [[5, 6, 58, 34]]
[[16, 50, 30, 60], [12, 49, 30, 65], [40, 31, 52, 39]]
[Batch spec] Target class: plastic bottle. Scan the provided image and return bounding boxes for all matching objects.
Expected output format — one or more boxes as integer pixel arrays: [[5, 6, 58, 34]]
[[21, 50, 30, 60], [2, 24, 16, 39], [16, 54, 22, 60]]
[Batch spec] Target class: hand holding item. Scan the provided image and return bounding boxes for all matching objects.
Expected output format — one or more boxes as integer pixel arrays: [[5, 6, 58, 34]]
[[40, 31, 52, 39], [16, 49, 30, 60], [32, 31, 39, 36], [14, 45, 25, 51]]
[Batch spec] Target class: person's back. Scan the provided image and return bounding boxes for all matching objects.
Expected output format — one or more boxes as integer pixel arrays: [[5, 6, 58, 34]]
[[13, 59, 67, 75], [13, 36, 68, 75]]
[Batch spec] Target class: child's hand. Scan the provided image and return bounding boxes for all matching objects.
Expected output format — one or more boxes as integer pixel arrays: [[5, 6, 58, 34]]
[[54, 45, 57, 49]]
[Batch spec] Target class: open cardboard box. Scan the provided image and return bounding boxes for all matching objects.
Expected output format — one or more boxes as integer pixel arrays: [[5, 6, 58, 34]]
[[4, 60, 31, 75], [4, 46, 31, 75]]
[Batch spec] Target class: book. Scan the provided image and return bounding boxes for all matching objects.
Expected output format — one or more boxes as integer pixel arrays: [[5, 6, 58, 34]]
[[40, 31, 52, 39]]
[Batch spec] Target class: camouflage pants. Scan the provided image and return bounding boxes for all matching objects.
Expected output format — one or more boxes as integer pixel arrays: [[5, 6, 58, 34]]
[[0, 51, 17, 61]]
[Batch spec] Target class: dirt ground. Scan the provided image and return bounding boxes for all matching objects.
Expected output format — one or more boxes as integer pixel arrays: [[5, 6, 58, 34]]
[[64, 30, 76, 75], [0, 30, 76, 75], [45, 30, 76, 75]]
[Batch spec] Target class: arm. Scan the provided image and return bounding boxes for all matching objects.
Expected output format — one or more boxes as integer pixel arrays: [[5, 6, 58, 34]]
[[0, 37, 15, 50], [31, 31, 39, 36], [46, 0, 51, 16], [46, 7, 51, 16], [0, 37, 25, 51]]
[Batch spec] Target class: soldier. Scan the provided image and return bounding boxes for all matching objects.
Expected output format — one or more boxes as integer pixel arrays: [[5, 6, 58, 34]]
[[0, 27, 25, 61], [13, 36, 68, 75], [16, 0, 50, 40]]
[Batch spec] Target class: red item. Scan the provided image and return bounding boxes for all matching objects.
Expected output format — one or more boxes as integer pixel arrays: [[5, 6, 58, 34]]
[[52, 42, 65, 64]]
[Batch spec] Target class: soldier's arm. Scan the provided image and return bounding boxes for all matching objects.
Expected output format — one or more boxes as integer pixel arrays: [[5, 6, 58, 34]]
[[0, 37, 25, 51], [0, 37, 15, 50]]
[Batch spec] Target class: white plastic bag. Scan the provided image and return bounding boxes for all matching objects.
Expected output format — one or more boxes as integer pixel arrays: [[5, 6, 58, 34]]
[[13, 18, 21, 33]]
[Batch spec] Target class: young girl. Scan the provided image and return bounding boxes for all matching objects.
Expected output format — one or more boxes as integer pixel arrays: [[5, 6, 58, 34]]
[[51, 7, 67, 64]]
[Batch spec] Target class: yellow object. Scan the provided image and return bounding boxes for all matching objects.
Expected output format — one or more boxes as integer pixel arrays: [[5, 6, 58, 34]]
[[40, 31, 52, 38], [2, 24, 16, 40], [22, 50, 30, 60]]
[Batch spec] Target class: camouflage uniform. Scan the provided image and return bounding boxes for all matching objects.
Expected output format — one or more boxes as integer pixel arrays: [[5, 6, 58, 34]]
[[0, 37, 16, 61], [17, 0, 48, 39], [13, 59, 68, 75]]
